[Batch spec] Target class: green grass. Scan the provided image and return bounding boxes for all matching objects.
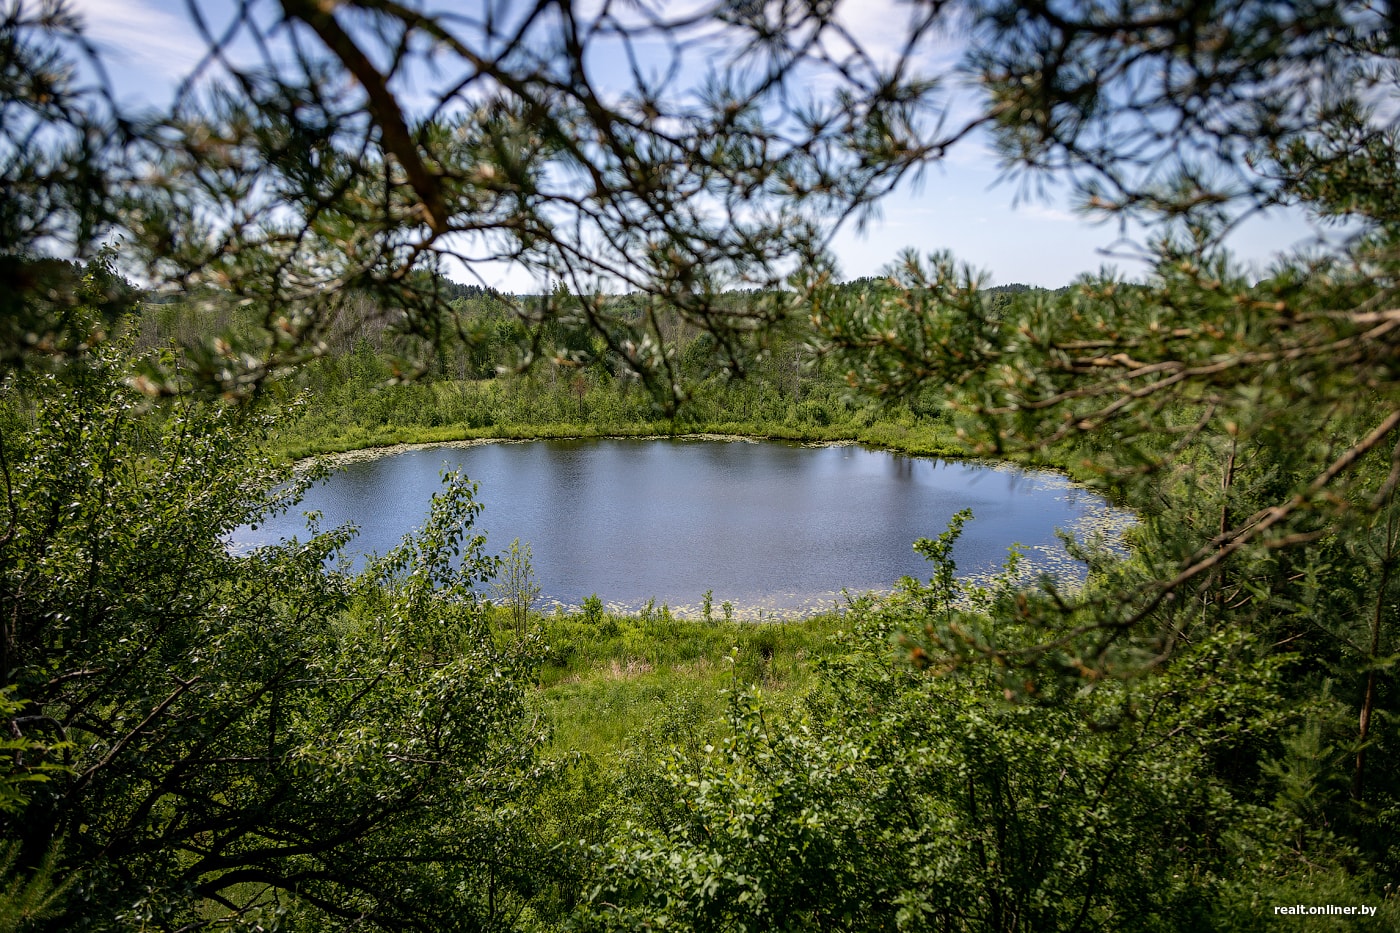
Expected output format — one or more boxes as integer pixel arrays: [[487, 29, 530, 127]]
[[522, 609, 850, 761], [262, 358, 975, 462]]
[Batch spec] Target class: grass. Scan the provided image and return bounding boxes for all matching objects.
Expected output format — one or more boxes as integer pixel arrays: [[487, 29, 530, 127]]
[[273, 416, 969, 464], [518, 608, 852, 761]]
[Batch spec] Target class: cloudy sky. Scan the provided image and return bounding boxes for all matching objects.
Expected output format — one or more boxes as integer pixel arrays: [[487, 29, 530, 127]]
[[68, 0, 1337, 292]]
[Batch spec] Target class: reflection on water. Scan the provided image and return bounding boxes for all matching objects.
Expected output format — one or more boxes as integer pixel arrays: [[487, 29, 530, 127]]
[[231, 438, 1131, 615]]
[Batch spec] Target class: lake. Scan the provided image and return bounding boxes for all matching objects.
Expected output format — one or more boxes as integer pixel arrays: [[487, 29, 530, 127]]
[[231, 437, 1128, 616]]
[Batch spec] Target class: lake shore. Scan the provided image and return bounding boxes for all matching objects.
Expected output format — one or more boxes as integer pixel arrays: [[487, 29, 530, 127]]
[[299, 431, 791, 469], [279, 418, 974, 467]]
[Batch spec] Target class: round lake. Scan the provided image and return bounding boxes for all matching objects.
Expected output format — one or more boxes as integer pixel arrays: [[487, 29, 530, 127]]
[[231, 438, 1127, 616]]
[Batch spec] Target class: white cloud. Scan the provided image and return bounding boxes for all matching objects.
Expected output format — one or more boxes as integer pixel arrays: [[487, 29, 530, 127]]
[[831, 0, 965, 74], [1015, 202, 1079, 224], [67, 0, 206, 81]]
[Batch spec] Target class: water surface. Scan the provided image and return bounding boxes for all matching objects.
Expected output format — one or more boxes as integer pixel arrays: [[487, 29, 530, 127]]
[[232, 438, 1125, 615]]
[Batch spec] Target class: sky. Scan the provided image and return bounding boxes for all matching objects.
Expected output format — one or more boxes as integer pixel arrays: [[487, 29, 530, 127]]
[[66, 0, 1338, 293]]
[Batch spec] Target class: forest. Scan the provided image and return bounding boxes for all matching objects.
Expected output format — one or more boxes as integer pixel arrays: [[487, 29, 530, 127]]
[[3, 0, 1400, 930], [133, 275, 1043, 460]]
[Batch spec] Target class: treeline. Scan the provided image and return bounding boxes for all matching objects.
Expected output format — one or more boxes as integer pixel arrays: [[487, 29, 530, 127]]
[[130, 274, 1003, 459]]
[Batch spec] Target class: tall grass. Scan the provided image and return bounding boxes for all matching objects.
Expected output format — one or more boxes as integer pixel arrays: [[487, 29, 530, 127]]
[[513, 608, 850, 761]]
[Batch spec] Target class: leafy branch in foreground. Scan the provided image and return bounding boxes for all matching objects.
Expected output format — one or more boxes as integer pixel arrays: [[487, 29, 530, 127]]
[[4, 0, 966, 407], [814, 228, 1400, 676], [804, 0, 1400, 682], [0, 335, 550, 929]]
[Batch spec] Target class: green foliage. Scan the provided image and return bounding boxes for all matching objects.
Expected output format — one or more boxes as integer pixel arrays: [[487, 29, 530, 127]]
[[0, 346, 548, 930], [0, 841, 71, 933], [494, 537, 541, 635], [0, 687, 67, 817], [581, 593, 606, 628], [583, 637, 1285, 932], [580, 523, 1297, 932]]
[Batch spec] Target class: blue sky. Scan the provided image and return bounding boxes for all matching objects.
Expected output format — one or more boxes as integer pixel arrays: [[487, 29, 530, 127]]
[[70, 0, 1336, 292]]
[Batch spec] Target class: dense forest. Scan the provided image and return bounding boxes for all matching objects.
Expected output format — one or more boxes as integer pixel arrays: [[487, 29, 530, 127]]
[[4, 1, 1400, 930], [132, 277, 1045, 460]]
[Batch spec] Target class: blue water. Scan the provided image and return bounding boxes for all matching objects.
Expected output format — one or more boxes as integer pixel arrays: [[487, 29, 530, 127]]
[[231, 438, 1124, 614]]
